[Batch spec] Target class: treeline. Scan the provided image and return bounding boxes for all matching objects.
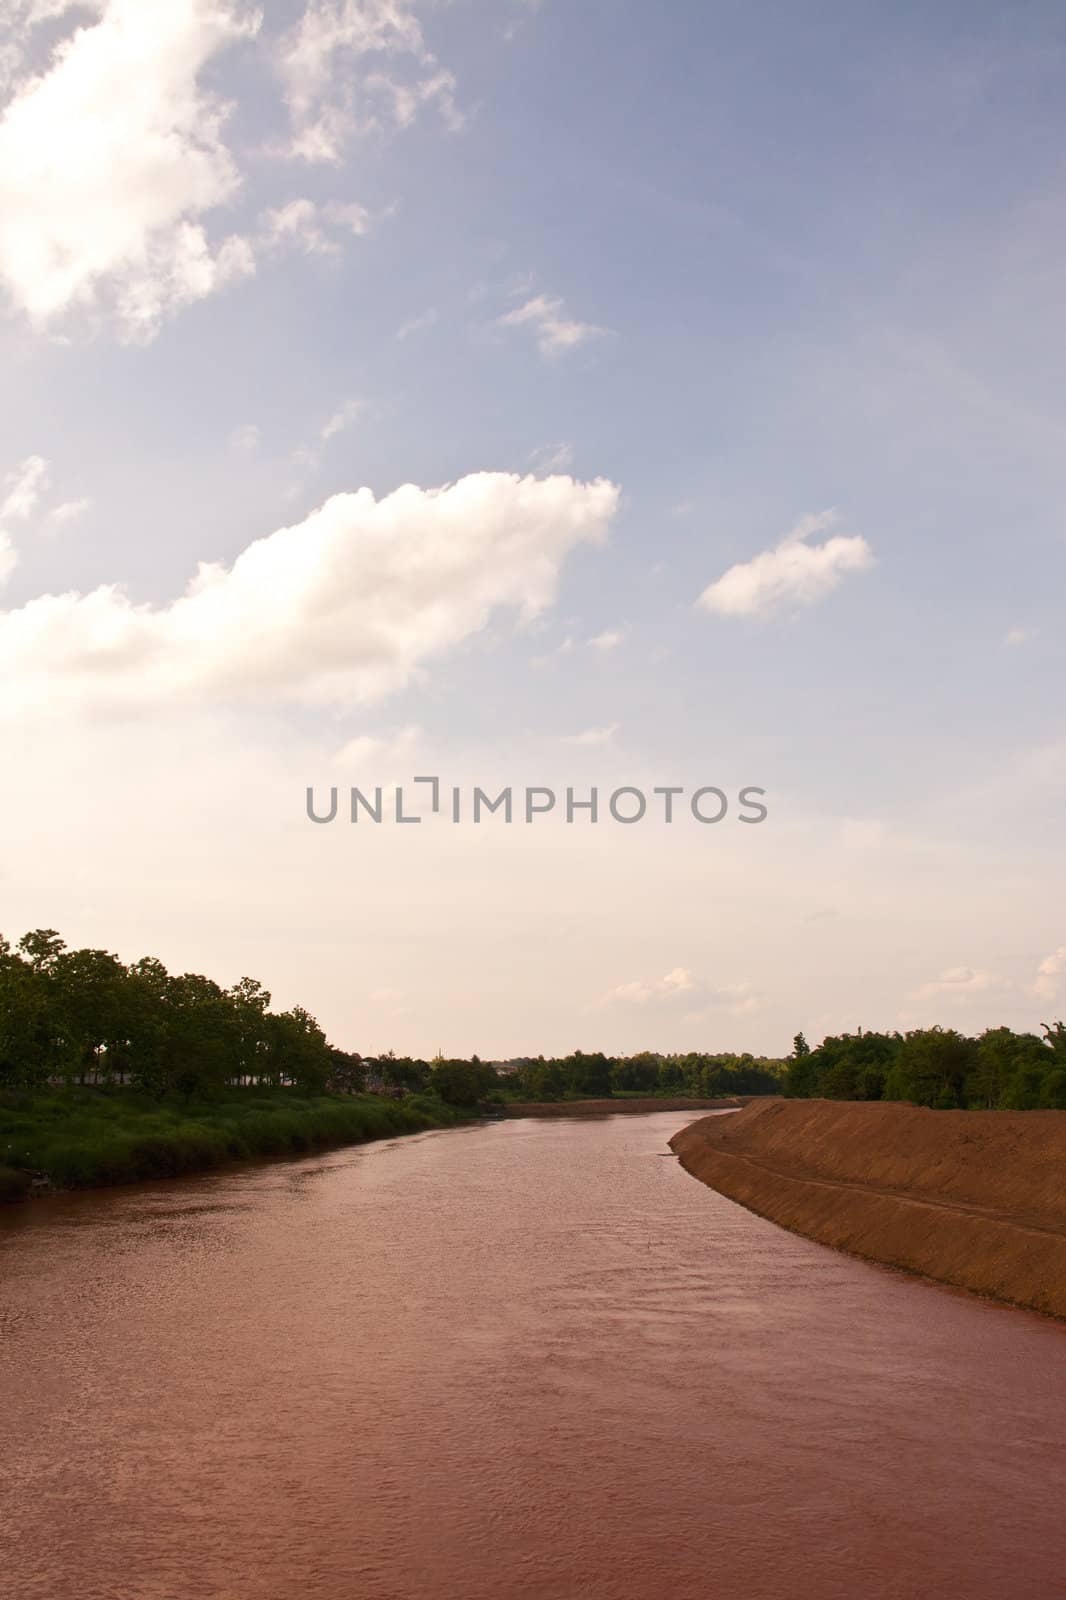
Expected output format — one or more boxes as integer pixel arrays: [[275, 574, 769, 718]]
[[10, 926, 1065, 1118], [373, 1050, 785, 1104], [0, 929, 362, 1098], [508, 1050, 784, 1101], [0, 928, 785, 1110], [785, 1024, 1066, 1110]]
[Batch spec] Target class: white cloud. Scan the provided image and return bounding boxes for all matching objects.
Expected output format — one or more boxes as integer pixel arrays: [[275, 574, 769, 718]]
[[48, 497, 91, 527], [0, 531, 15, 587], [697, 510, 874, 619], [502, 0, 543, 42], [326, 199, 372, 235], [260, 198, 335, 256], [498, 294, 609, 357], [0, 0, 259, 341], [587, 627, 623, 652], [277, 0, 460, 163], [259, 196, 370, 256], [612, 967, 696, 1005], [1, 2, 99, 96], [529, 441, 574, 473], [610, 969, 761, 1017], [0, 455, 49, 582], [918, 965, 998, 999], [1, 455, 49, 522], [290, 398, 365, 473], [396, 307, 437, 340], [0, 471, 619, 716], [562, 723, 619, 746], [1032, 948, 1066, 1003], [321, 398, 363, 440]]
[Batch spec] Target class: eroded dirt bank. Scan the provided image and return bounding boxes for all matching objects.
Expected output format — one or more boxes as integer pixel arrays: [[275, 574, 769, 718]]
[[670, 1098, 1066, 1317]]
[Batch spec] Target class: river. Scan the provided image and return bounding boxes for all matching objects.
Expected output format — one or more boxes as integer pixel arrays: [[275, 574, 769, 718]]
[[2, 1110, 1065, 1599]]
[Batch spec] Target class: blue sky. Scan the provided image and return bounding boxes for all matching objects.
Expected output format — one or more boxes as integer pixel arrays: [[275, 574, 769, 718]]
[[1, 0, 1064, 1055]]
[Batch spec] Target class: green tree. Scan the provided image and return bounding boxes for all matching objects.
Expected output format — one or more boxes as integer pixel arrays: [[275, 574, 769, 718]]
[[431, 1059, 500, 1106], [884, 1028, 974, 1109]]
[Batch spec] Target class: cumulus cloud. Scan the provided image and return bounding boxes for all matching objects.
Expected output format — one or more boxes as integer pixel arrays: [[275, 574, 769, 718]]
[[1, 2, 95, 95], [0, 471, 619, 716], [497, 294, 608, 357], [277, 0, 460, 163], [697, 510, 874, 619], [0, 0, 258, 341], [1032, 948, 1066, 1002]]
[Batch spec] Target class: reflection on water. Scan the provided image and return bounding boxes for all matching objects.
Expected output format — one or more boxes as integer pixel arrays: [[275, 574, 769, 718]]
[[2, 1112, 1065, 1600]]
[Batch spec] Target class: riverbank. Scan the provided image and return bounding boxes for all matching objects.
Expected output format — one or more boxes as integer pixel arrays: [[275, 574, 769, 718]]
[[0, 1088, 469, 1201], [504, 1095, 746, 1118], [670, 1097, 1066, 1318]]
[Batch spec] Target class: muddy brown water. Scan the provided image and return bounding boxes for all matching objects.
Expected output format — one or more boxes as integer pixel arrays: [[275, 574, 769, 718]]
[[2, 1110, 1065, 1600]]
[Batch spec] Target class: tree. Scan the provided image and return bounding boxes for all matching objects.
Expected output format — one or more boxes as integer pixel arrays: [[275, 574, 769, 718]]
[[431, 1059, 500, 1106], [17, 929, 65, 973], [328, 1049, 367, 1094], [1042, 1021, 1066, 1062], [382, 1055, 430, 1093], [0, 940, 50, 1090], [884, 1028, 974, 1109], [785, 1032, 820, 1098], [51, 947, 130, 1085], [971, 1027, 1047, 1109], [267, 1007, 331, 1094], [227, 977, 273, 1086]]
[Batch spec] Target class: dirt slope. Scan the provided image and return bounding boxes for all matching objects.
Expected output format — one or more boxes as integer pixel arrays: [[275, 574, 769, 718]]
[[670, 1098, 1066, 1318]]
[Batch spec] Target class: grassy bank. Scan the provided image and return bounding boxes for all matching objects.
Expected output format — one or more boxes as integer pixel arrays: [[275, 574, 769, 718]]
[[0, 1088, 469, 1200]]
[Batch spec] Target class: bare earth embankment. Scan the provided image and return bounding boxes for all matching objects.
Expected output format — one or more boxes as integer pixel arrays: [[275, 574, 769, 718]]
[[505, 1096, 744, 1118], [670, 1098, 1066, 1318]]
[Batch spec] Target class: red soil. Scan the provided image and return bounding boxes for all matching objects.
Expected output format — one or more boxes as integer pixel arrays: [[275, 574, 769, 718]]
[[670, 1097, 1066, 1318]]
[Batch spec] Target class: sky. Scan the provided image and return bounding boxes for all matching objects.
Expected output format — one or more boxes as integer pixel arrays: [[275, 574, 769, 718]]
[[1, 0, 1064, 1059]]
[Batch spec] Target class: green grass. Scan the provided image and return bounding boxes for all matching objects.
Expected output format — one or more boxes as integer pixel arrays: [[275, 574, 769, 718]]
[[0, 1087, 469, 1198]]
